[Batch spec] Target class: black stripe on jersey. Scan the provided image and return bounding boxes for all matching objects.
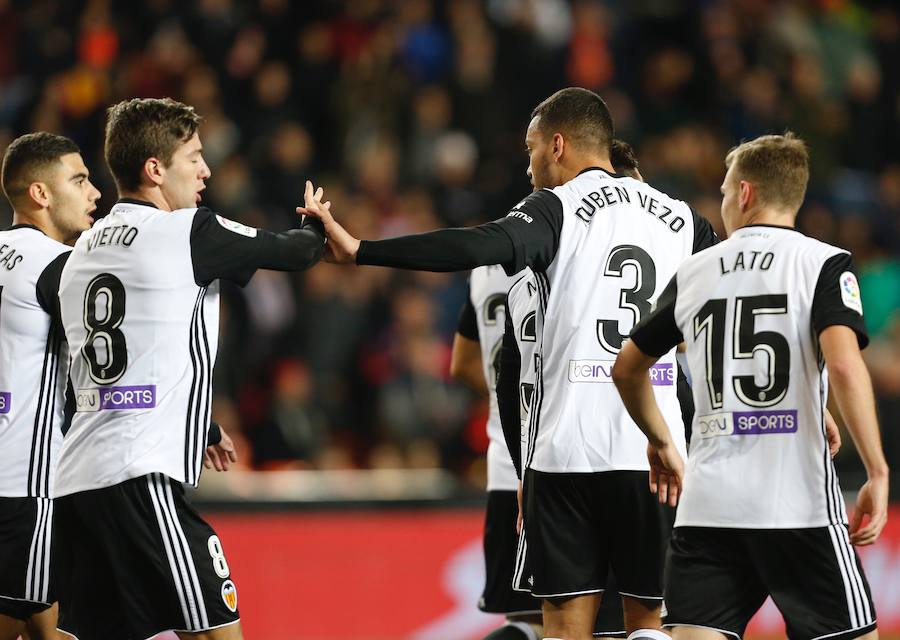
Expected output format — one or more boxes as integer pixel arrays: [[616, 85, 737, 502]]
[[41, 331, 62, 496], [819, 361, 843, 526], [524, 272, 550, 470], [192, 289, 213, 484], [184, 289, 205, 483], [28, 327, 59, 498]]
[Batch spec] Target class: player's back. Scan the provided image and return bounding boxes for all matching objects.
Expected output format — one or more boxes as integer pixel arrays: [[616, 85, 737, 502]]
[[673, 225, 858, 528], [56, 201, 218, 496], [0, 226, 69, 498], [469, 264, 522, 491], [531, 169, 697, 473]]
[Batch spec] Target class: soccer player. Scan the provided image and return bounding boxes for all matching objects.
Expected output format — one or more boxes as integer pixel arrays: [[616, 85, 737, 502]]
[[301, 88, 718, 640], [52, 98, 327, 640], [0, 132, 99, 640], [451, 138, 645, 640], [613, 132, 887, 640]]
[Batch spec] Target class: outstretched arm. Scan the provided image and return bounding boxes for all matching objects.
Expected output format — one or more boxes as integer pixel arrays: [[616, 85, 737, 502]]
[[299, 184, 563, 274]]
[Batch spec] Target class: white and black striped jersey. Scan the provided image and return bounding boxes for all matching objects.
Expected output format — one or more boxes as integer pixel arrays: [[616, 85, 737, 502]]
[[498, 268, 541, 476], [56, 199, 324, 496], [0, 225, 70, 498], [631, 225, 869, 528], [498, 168, 717, 473], [458, 265, 521, 491]]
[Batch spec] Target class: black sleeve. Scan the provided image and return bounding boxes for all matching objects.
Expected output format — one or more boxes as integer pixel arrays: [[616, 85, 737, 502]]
[[629, 274, 684, 357], [355, 189, 563, 275], [497, 303, 523, 478], [812, 253, 869, 349], [206, 421, 222, 446], [456, 289, 479, 341], [356, 223, 515, 273], [36, 251, 70, 331], [491, 189, 563, 275], [190, 208, 326, 287], [691, 208, 719, 253]]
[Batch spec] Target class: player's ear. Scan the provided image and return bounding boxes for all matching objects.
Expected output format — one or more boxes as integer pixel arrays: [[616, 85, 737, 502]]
[[143, 157, 165, 187], [739, 179, 753, 211], [552, 133, 564, 162], [27, 181, 51, 209]]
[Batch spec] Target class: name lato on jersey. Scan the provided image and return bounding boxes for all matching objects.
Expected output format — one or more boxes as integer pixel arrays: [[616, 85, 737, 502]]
[[0, 243, 24, 270], [719, 250, 774, 275], [573, 183, 685, 233], [86, 224, 139, 251]]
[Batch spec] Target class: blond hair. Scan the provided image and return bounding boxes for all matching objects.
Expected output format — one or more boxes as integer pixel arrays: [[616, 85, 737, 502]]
[[724, 132, 809, 213]]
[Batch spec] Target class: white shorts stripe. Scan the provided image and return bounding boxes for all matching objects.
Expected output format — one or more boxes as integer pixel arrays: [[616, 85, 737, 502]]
[[24, 497, 52, 602], [40, 500, 53, 602], [147, 474, 194, 628], [836, 524, 873, 624], [827, 524, 862, 628], [161, 476, 209, 628]]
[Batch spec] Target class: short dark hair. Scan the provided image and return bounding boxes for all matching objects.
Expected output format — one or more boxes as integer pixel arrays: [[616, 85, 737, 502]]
[[610, 139, 639, 177], [105, 98, 202, 192], [725, 132, 809, 213], [1, 132, 80, 203], [530, 87, 614, 154]]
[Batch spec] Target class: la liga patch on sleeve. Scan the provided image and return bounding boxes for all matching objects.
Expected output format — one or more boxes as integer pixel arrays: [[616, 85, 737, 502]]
[[215, 214, 257, 238], [839, 271, 863, 315]]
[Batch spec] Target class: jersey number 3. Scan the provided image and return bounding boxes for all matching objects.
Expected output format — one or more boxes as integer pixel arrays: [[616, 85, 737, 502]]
[[597, 245, 656, 353], [82, 273, 128, 385]]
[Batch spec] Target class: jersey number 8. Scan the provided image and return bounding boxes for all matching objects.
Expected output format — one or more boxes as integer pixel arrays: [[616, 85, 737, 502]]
[[82, 273, 128, 385]]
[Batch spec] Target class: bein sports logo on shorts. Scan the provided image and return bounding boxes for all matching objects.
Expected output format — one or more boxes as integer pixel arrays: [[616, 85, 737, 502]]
[[696, 409, 798, 439], [568, 359, 674, 385], [75, 385, 157, 412]]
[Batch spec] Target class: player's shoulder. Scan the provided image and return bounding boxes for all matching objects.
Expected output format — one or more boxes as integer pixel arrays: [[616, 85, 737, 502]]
[[0, 225, 69, 264]]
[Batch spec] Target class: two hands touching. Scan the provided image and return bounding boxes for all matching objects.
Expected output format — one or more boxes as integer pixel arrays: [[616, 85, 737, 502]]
[[297, 180, 359, 264]]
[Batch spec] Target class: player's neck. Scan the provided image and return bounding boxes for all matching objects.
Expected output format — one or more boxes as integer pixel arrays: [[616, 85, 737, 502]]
[[562, 156, 615, 184], [742, 208, 796, 230], [11, 210, 65, 243], [119, 187, 172, 212]]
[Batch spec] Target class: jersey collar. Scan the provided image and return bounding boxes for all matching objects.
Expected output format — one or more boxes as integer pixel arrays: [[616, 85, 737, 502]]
[[5, 223, 45, 235], [740, 223, 801, 233], [116, 197, 158, 209], [576, 166, 627, 179]]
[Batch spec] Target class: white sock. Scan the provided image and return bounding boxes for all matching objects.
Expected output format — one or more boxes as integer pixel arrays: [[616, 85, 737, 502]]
[[626, 630, 671, 640]]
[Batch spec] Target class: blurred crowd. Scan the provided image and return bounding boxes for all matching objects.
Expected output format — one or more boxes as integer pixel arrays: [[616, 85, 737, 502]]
[[1, 0, 898, 486]]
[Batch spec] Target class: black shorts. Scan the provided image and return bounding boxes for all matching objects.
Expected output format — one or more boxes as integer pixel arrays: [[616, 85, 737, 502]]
[[0, 496, 54, 620], [480, 490, 542, 615], [53, 473, 240, 640], [517, 469, 668, 601], [665, 526, 877, 640]]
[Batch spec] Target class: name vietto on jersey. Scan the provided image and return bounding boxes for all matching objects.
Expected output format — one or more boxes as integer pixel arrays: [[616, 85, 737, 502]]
[[55, 200, 276, 496], [498, 168, 717, 474], [631, 225, 869, 528], [0, 226, 69, 498]]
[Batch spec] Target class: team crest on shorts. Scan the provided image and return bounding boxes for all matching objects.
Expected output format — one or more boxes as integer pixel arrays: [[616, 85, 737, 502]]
[[221, 580, 238, 612]]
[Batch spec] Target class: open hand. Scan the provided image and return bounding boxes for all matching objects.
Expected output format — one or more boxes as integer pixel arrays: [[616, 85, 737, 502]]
[[647, 442, 684, 507], [296, 180, 360, 264], [824, 408, 842, 458], [849, 475, 889, 545], [204, 426, 238, 472]]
